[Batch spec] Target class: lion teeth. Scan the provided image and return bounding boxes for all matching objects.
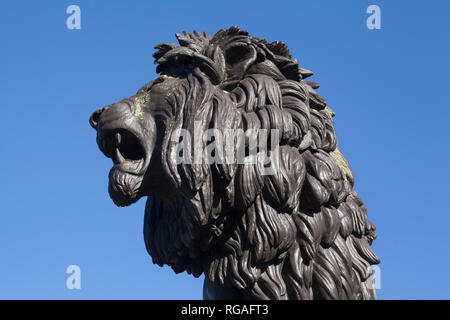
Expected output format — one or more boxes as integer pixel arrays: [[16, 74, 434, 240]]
[[114, 147, 125, 164], [115, 132, 122, 146]]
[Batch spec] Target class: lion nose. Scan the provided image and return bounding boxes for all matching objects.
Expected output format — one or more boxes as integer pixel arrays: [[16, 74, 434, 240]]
[[89, 106, 109, 130]]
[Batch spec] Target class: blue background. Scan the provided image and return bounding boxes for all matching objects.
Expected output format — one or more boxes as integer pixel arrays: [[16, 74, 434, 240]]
[[1, 0, 449, 299]]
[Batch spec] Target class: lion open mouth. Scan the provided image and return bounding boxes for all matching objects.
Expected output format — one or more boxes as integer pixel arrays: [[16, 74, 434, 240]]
[[98, 128, 148, 206], [100, 129, 146, 174]]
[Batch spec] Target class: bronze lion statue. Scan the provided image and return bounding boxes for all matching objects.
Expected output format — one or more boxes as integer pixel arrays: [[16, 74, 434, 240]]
[[89, 27, 379, 300]]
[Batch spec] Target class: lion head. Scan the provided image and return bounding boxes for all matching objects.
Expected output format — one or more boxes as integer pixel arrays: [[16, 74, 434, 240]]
[[90, 27, 379, 300]]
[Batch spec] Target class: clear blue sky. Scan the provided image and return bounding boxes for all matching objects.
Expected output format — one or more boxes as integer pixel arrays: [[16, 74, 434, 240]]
[[1, 0, 449, 299]]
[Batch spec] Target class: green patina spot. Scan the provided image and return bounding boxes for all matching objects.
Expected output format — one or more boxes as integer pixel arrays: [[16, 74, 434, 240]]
[[330, 147, 354, 184], [133, 94, 150, 119], [325, 105, 336, 117]]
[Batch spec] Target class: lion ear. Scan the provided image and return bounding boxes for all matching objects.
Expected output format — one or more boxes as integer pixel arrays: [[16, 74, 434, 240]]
[[223, 43, 258, 81]]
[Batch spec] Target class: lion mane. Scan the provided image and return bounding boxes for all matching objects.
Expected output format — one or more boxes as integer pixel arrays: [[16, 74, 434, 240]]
[[140, 27, 379, 300]]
